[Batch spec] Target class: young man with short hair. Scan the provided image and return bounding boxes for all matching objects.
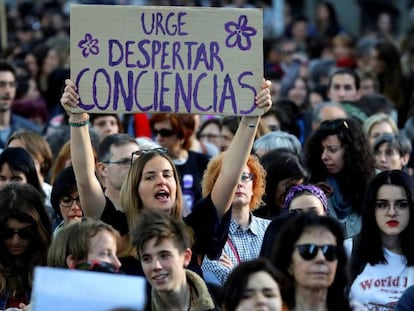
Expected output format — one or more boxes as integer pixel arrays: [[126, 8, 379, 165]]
[[132, 210, 218, 311]]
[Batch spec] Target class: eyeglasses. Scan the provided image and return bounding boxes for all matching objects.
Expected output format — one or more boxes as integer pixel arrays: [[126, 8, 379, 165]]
[[152, 128, 176, 137], [0, 227, 34, 240], [74, 260, 119, 274], [375, 200, 410, 212], [130, 147, 168, 166], [102, 158, 131, 168], [60, 196, 81, 208], [295, 244, 338, 262], [240, 172, 254, 182], [0, 81, 17, 88]]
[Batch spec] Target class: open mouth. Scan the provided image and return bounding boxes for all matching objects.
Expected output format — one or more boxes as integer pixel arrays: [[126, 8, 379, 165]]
[[155, 190, 170, 201]]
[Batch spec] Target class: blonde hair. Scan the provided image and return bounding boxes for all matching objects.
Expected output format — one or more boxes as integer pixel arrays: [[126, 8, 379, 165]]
[[362, 113, 398, 138], [119, 152, 183, 256], [47, 218, 121, 268], [202, 153, 266, 210]]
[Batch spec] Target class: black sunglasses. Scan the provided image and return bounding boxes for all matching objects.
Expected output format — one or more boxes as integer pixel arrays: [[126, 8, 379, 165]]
[[153, 128, 176, 137], [320, 119, 349, 131], [0, 226, 34, 240], [74, 260, 119, 274], [130, 147, 168, 166], [295, 244, 338, 262]]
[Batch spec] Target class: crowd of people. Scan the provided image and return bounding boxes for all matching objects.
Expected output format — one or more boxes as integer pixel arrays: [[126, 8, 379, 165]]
[[2, 0, 414, 310]]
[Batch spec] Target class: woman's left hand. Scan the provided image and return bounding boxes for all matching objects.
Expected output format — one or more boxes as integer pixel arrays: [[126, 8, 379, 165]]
[[254, 79, 272, 114]]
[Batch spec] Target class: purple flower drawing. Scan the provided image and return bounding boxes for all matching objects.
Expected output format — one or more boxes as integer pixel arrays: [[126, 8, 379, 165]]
[[224, 15, 257, 51], [78, 33, 99, 58]]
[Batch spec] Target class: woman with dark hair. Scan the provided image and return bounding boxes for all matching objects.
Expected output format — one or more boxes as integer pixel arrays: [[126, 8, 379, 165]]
[[0, 183, 52, 309], [50, 166, 83, 235], [371, 41, 408, 127], [305, 118, 375, 238], [271, 213, 352, 311], [255, 149, 308, 219], [260, 183, 329, 259], [347, 170, 414, 309], [0, 147, 43, 192], [315, 1, 343, 40], [221, 258, 285, 311]]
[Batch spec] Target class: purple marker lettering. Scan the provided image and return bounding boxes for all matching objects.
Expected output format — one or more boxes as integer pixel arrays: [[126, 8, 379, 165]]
[[113, 70, 133, 111], [76, 68, 94, 110], [160, 41, 171, 70], [193, 73, 211, 112], [172, 42, 185, 70], [125, 41, 136, 68], [238, 71, 256, 114], [141, 13, 155, 35], [108, 40, 123, 66], [158, 71, 173, 112], [175, 73, 191, 113], [137, 39, 150, 68], [134, 70, 153, 112], [92, 68, 111, 110], [219, 74, 237, 114]]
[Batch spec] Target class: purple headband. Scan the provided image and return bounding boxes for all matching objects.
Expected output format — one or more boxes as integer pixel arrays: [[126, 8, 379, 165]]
[[283, 184, 328, 213]]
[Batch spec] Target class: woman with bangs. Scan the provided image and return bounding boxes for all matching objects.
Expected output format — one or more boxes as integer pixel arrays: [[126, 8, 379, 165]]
[[60, 78, 273, 277], [201, 153, 269, 285], [347, 170, 414, 309], [0, 183, 52, 309]]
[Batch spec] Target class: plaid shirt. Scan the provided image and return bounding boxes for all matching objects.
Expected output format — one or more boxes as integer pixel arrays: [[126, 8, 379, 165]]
[[201, 214, 270, 285]]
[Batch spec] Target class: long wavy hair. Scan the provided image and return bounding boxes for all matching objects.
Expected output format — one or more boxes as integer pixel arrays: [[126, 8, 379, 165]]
[[349, 170, 414, 283], [0, 183, 52, 297], [305, 118, 374, 214], [271, 213, 351, 311]]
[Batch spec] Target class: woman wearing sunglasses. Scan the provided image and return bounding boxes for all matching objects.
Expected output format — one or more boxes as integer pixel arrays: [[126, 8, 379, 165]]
[[47, 218, 121, 274], [0, 183, 52, 309], [305, 118, 375, 238], [271, 212, 352, 311], [347, 170, 414, 309], [260, 183, 330, 259], [60, 78, 273, 279]]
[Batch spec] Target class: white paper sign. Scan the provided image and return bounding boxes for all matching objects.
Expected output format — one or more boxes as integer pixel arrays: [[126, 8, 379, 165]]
[[31, 267, 147, 311], [70, 5, 263, 116]]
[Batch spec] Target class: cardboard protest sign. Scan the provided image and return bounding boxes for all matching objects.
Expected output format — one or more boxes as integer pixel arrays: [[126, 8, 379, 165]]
[[70, 5, 263, 116], [31, 267, 146, 311]]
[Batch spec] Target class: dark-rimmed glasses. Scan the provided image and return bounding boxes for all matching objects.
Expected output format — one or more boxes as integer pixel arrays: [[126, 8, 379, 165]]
[[130, 147, 168, 166], [0, 227, 34, 240], [60, 196, 81, 208], [74, 260, 119, 274], [102, 158, 131, 168], [295, 244, 338, 262], [152, 128, 176, 137]]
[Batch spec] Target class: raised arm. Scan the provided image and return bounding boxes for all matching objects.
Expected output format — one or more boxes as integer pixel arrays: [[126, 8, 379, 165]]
[[212, 79, 272, 218], [60, 79, 106, 219]]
